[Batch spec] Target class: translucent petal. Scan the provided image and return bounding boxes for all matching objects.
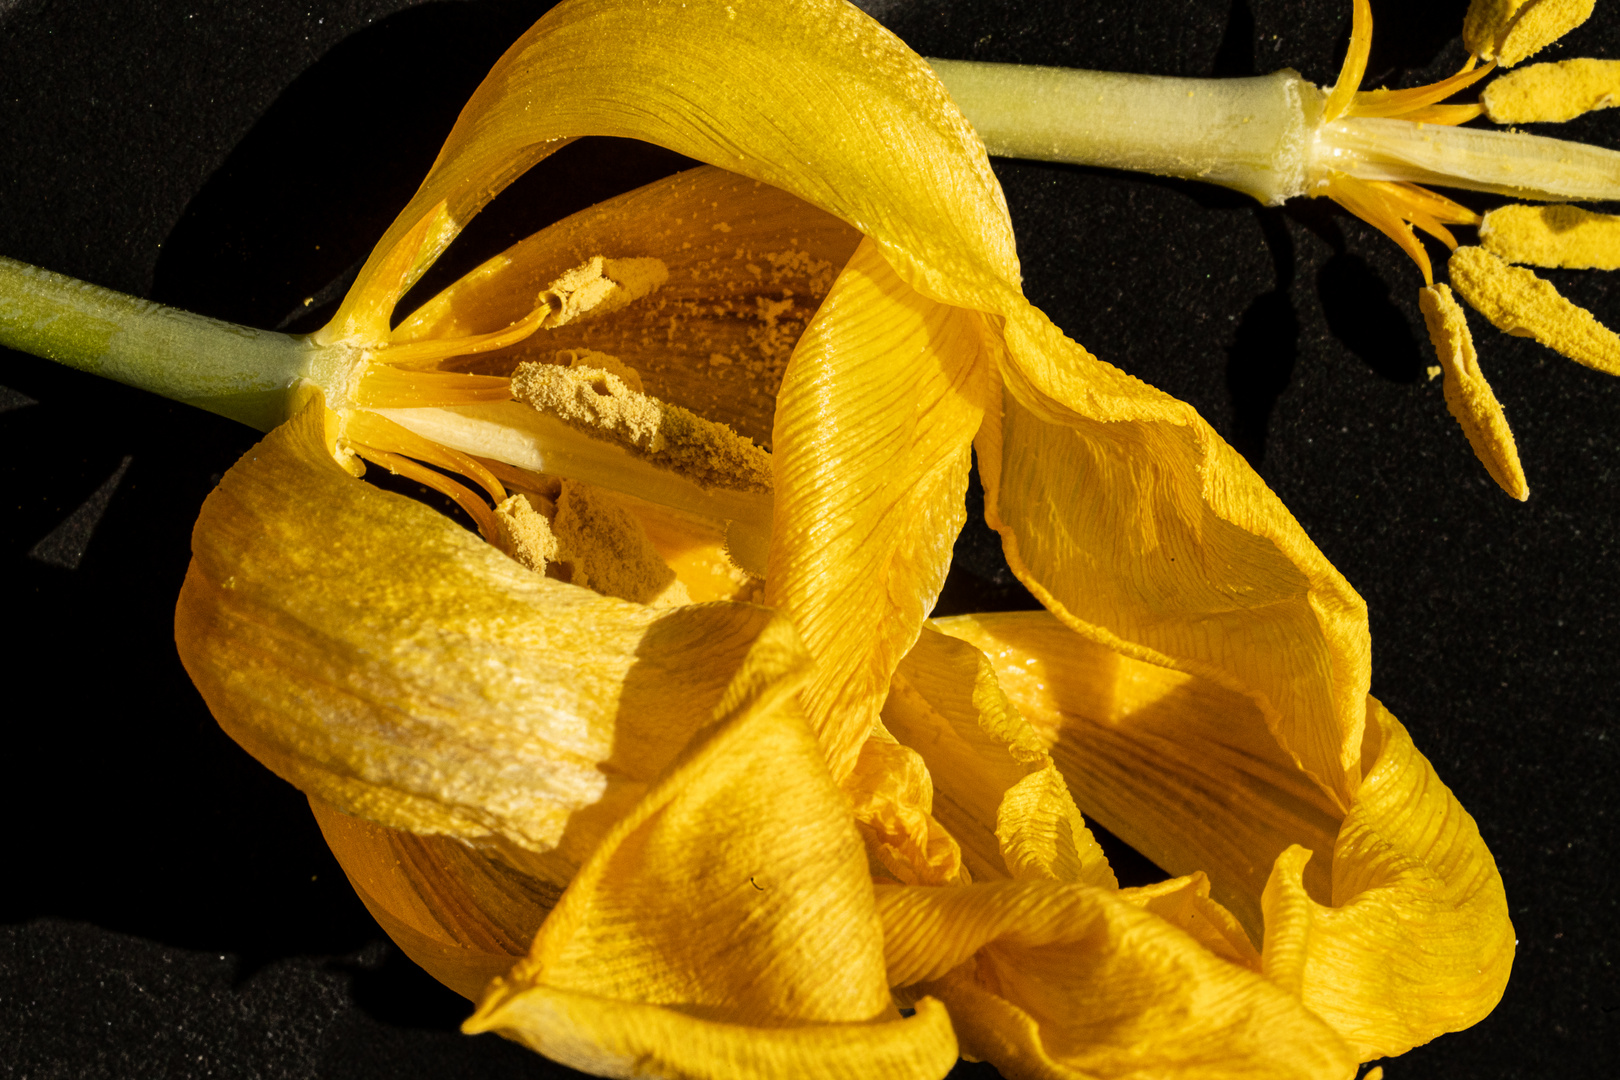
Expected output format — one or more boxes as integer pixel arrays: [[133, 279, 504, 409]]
[[176, 393, 793, 867], [976, 312, 1372, 808], [877, 882, 1358, 1080], [1262, 701, 1515, 1059], [765, 240, 989, 779], [932, 610, 1340, 943], [331, 0, 1019, 346], [465, 630, 959, 1080], [396, 166, 861, 447], [882, 625, 1114, 889]]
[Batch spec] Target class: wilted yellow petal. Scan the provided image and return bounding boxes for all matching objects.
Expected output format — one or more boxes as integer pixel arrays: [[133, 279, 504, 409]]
[[335, 0, 1018, 354], [1449, 244, 1620, 374], [1261, 700, 1515, 1059], [465, 625, 959, 1080], [766, 239, 989, 779], [1484, 57, 1620, 122], [1481, 203, 1620, 270], [310, 795, 551, 1000], [1418, 284, 1529, 501], [176, 393, 791, 888], [845, 731, 969, 887], [1464, 0, 1595, 66], [933, 610, 1340, 942], [396, 166, 860, 446], [877, 882, 1358, 1080], [977, 316, 1371, 808], [930, 611, 1513, 1059], [882, 625, 1114, 889], [1122, 873, 1261, 972]]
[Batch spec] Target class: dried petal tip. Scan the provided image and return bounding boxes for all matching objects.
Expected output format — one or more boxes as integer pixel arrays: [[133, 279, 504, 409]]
[[1464, 0, 1595, 67], [1449, 246, 1620, 375], [1481, 204, 1620, 270], [1484, 58, 1620, 122], [1419, 284, 1529, 501]]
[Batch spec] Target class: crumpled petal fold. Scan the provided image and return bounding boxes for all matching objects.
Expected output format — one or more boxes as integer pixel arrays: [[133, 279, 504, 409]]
[[931, 611, 1513, 1059], [876, 881, 1358, 1080], [465, 616, 959, 1079]]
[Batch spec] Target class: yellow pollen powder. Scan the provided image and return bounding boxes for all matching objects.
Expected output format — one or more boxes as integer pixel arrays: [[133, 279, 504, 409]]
[[1480, 204, 1620, 270], [1418, 284, 1528, 501], [557, 348, 645, 392], [1484, 57, 1620, 122], [1464, 0, 1595, 67], [552, 480, 690, 607], [510, 360, 774, 493], [493, 493, 561, 573], [538, 256, 668, 328], [1449, 246, 1620, 375]]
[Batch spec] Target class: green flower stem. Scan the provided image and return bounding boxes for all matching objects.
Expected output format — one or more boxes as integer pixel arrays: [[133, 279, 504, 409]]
[[0, 255, 320, 431], [929, 61, 1320, 205]]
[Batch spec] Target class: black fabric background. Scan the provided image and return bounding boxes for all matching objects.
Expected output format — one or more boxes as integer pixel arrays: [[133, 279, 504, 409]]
[[1, 1, 1613, 1077]]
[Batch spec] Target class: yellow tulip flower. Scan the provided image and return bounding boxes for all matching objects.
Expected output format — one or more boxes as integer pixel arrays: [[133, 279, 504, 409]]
[[0, 1, 1518, 1078]]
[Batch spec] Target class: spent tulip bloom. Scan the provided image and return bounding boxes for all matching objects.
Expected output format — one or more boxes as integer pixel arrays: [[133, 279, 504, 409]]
[[0, 1, 1526, 1078]]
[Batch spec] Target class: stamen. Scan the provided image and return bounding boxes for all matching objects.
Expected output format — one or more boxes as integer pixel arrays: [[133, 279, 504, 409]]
[[346, 409, 508, 506], [1322, 173, 1436, 284], [1349, 60, 1495, 121], [1418, 284, 1528, 501], [1465, 0, 1597, 68], [1322, 0, 1373, 124], [348, 443, 503, 541], [1449, 246, 1620, 375], [377, 304, 550, 369], [510, 361, 773, 494], [354, 366, 513, 408], [1480, 204, 1620, 270], [1483, 57, 1620, 123]]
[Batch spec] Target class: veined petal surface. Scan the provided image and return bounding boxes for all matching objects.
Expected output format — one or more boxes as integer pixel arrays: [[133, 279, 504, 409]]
[[466, 620, 959, 1080], [766, 239, 988, 779], [877, 882, 1357, 1080], [933, 612, 1513, 1059], [1262, 700, 1514, 1059], [177, 395, 787, 868]]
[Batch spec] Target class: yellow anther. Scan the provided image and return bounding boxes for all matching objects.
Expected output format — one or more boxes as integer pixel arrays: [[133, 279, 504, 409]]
[[492, 493, 560, 574], [510, 360, 773, 493], [1449, 246, 1620, 374], [1463, 0, 1595, 68], [1480, 204, 1620, 270], [1483, 57, 1620, 122], [1418, 284, 1528, 501], [552, 480, 691, 606]]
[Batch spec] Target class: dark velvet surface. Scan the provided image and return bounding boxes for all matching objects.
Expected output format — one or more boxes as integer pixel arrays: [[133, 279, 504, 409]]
[[1, 1, 1613, 1077]]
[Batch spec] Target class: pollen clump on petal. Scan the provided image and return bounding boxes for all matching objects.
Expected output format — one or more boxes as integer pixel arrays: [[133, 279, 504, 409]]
[[1480, 203, 1620, 270], [1418, 284, 1529, 501], [1464, 0, 1595, 67], [1449, 245, 1620, 374], [493, 493, 562, 573], [511, 360, 774, 493], [553, 480, 691, 607], [1483, 57, 1620, 122]]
